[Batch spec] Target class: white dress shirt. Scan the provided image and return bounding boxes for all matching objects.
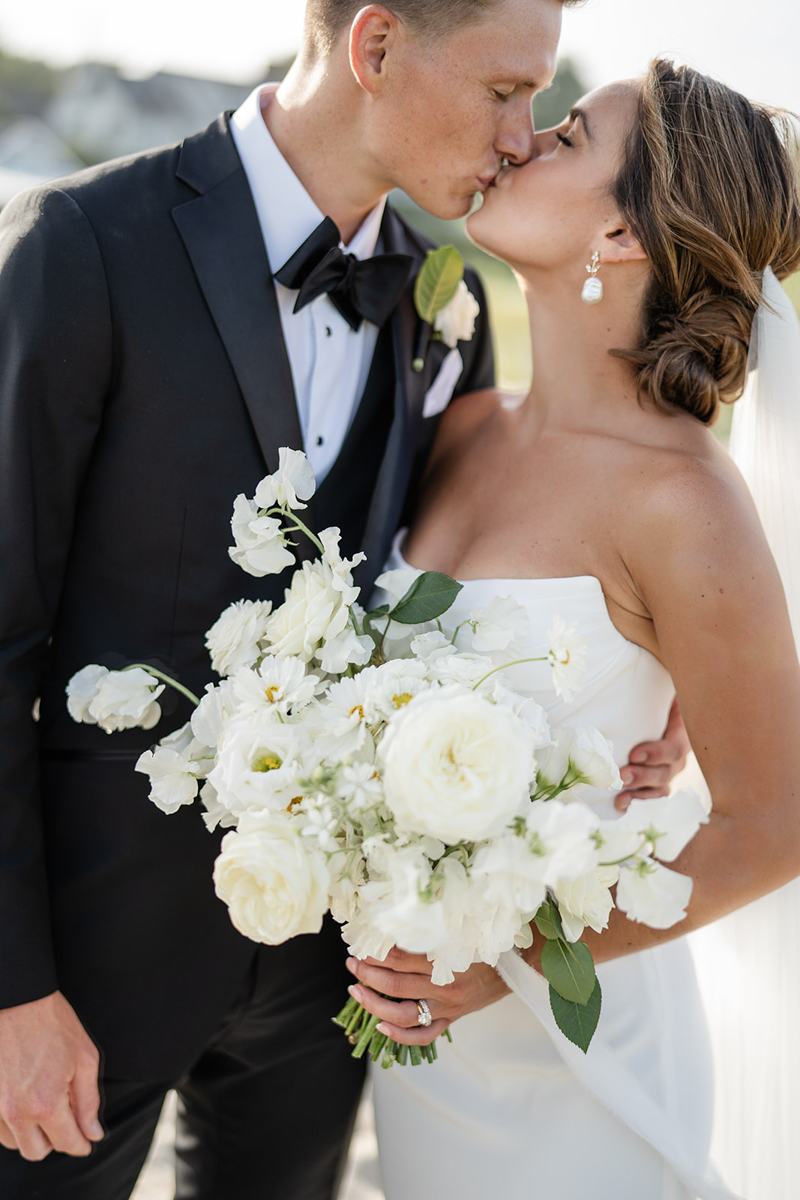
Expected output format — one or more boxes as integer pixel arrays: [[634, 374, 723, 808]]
[[231, 85, 386, 483]]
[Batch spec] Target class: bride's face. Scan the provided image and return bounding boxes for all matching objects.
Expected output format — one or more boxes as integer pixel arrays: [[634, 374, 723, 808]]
[[467, 82, 640, 275]]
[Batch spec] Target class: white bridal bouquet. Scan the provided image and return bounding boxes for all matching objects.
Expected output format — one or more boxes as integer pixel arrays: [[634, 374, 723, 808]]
[[67, 449, 706, 1064]]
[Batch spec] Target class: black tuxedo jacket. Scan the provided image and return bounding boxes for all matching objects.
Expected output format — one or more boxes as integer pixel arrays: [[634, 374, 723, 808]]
[[0, 114, 493, 1077]]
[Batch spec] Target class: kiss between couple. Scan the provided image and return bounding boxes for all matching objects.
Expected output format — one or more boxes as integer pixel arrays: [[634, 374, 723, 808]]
[[0, 0, 798, 1198]]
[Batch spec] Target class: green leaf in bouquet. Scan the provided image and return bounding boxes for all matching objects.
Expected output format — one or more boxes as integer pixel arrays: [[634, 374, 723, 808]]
[[414, 246, 465, 325], [533, 899, 565, 942], [388, 572, 463, 625], [549, 978, 602, 1054], [363, 605, 390, 649], [540, 937, 597, 1006]]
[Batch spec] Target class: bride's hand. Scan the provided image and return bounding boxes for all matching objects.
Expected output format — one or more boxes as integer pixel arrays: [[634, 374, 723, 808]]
[[345, 949, 510, 1046], [617, 696, 690, 809]]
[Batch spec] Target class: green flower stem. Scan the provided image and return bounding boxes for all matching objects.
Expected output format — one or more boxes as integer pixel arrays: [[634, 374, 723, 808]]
[[472, 656, 548, 692], [278, 511, 325, 555], [123, 664, 201, 708], [332, 995, 450, 1068], [599, 838, 651, 868]]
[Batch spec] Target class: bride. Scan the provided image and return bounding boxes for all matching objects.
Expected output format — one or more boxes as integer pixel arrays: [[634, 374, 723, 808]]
[[345, 60, 800, 1198]]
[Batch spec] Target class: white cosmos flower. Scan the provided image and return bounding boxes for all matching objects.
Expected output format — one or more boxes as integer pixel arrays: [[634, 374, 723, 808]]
[[66, 664, 164, 733], [253, 447, 317, 512], [213, 809, 330, 944], [366, 658, 431, 721], [380, 686, 536, 844], [547, 615, 588, 702], [229, 496, 295, 578], [135, 723, 212, 815], [205, 599, 273, 676], [465, 595, 529, 655], [620, 790, 708, 863], [616, 859, 693, 929], [229, 657, 318, 721], [308, 670, 378, 759], [434, 279, 480, 349], [264, 529, 372, 675], [207, 718, 312, 819]]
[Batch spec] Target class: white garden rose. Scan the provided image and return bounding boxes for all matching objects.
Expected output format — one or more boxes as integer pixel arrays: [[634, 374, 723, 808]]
[[228, 496, 295, 577], [205, 599, 273, 676], [253, 447, 317, 512], [615, 859, 693, 929], [547, 615, 588, 702], [66, 664, 164, 733], [433, 279, 480, 349], [380, 686, 536, 844], [213, 810, 330, 944], [620, 790, 708, 863]]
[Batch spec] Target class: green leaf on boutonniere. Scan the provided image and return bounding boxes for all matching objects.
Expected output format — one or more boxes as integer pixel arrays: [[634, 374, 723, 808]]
[[388, 571, 463, 624], [414, 246, 464, 326], [549, 978, 602, 1053], [540, 936, 597, 1006]]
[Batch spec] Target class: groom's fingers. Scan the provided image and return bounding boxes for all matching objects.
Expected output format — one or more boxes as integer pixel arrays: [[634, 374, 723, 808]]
[[34, 1093, 93, 1158], [70, 1051, 104, 1145], [0, 1115, 18, 1150]]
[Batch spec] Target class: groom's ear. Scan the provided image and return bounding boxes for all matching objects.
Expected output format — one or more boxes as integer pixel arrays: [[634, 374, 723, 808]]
[[602, 225, 648, 264], [349, 5, 400, 95]]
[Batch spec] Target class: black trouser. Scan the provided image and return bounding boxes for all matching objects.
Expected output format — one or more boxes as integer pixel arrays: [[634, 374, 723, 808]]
[[0, 921, 366, 1199]]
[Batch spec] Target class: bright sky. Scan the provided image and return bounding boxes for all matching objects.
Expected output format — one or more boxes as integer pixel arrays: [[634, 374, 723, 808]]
[[0, 0, 796, 114]]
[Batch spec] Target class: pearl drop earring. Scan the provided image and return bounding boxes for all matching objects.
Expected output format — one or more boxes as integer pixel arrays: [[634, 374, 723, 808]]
[[581, 252, 603, 305]]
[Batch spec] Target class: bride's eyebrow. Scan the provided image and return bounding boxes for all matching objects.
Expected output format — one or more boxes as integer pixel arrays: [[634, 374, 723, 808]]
[[568, 106, 592, 141]]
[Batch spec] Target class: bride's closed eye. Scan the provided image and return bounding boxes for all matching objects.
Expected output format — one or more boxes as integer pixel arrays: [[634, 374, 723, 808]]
[[556, 131, 574, 148]]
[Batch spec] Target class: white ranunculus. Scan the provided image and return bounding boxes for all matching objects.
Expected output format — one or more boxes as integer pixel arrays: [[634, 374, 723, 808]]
[[263, 532, 371, 673], [229, 495, 296, 578], [616, 859, 693, 929], [213, 810, 330, 944], [380, 687, 536, 844], [229, 656, 318, 721], [205, 599, 273, 676], [208, 718, 312, 819], [66, 664, 164, 733], [465, 595, 529, 655], [547, 615, 588, 702], [434, 279, 480, 349], [553, 865, 618, 942], [253, 447, 317, 512], [135, 721, 210, 815], [620, 790, 708, 863]]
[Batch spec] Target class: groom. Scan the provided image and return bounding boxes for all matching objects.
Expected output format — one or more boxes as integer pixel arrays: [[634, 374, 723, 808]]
[[0, 1, 688, 1197]]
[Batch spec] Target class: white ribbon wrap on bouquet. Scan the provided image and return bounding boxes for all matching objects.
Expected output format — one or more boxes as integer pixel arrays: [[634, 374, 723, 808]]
[[687, 268, 800, 1200]]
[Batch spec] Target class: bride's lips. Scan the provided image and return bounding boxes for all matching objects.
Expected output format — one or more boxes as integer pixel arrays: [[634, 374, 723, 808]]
[[476, 171, 500, 192]]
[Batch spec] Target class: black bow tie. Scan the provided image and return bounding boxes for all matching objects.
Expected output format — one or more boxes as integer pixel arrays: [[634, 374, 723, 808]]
[[274, 216, 414, 331]]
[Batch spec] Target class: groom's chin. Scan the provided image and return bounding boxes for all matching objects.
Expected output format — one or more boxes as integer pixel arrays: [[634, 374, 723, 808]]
[[411, 190, 481, 222]]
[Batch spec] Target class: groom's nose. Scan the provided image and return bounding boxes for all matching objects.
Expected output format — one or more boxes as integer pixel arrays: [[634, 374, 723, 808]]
[[495, 96, 537, 166]]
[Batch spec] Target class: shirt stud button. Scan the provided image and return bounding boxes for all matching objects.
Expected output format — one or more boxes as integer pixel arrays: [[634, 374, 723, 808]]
[[325, 326, 332, 337], [316, 436, 324, 446]]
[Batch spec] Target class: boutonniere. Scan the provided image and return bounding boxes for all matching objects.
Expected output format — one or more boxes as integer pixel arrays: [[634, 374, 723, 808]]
[[412, 246, 481, 371]]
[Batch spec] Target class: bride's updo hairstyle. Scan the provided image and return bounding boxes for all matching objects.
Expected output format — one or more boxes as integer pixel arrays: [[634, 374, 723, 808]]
[[612, 59, 800, 424]]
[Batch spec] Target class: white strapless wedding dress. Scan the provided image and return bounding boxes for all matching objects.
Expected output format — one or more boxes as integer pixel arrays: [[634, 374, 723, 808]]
[[370, 535, 739, 1200]]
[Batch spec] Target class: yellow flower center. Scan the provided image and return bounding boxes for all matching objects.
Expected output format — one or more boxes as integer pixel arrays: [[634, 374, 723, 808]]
[[392, 693, 413, 708], [252, 754, 282, 772], [265, 686, 280, 703], [286, 796, 302, 812], [349, 705, 365, 720], [558, 650, 570, 665]]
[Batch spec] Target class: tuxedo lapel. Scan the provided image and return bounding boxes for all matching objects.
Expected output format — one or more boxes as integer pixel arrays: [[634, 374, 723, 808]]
[[171, 115, 302, 474]]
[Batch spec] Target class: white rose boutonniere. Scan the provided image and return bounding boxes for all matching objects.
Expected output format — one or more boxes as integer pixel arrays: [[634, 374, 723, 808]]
[[413, 245, 479, 370]]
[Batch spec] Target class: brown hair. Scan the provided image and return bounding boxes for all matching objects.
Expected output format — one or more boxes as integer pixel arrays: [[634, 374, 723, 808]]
[[612, 59, 800, 424], [304, 0, 581, 57]]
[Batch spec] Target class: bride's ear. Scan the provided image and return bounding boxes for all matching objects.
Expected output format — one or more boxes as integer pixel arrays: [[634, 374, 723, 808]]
[[602, 224, 648, 264]]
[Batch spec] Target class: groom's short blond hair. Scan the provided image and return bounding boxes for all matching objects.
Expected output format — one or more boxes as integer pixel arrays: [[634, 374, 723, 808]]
[[305, 0, 579, 56]]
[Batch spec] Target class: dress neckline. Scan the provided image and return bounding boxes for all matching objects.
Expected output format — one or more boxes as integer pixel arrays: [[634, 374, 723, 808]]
[[392, 532, 603, 591]]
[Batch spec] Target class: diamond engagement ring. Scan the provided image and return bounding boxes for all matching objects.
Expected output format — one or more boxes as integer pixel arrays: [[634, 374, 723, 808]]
[[416, 999, 432, 1027]]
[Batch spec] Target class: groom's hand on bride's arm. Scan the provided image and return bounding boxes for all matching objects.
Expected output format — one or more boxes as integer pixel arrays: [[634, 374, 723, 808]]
[[345, 949, 509, 1046], [0, 991, 103, 1160], [617, 696, 690, 809]]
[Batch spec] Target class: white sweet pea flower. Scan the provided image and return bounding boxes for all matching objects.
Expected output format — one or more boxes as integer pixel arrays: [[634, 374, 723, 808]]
[[263, 531, 371, 674], [66, 665, 164, 733], [553, 866, 618, 942], [253, 447, 317, 512], [620, 790, 708, 863], [427, 650, 495, 690], [208, 718, 312, 819], [380, 686, 536, 844], [135, 723, 212, 815], [434, 279, 480, 349], [616, 859, 693, 929], [470, 833, 548, 918], [229, 656, 319, 721], [524, 798, 600, 887], [547, 615, 588, 702], [199, 780, 234, 832], [536, 726, 622, 794], [213, 809, 330, 944], [190, 681, 235, 750], [229, 496, 295, 578], [205, 599, 273, 676], [489, 681, 552, 749], [465, 595, 529, 656], [409, 630, 453, 660]]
